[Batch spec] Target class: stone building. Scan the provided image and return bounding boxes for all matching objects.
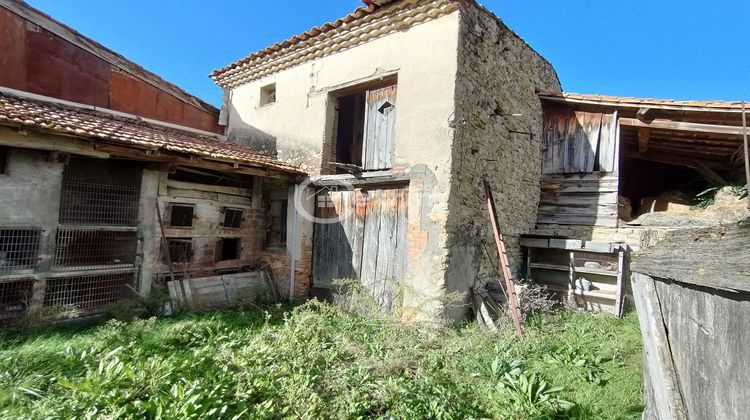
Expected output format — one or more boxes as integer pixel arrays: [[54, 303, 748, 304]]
[[0, 0, 306, 325], [211, 0, 561, 322]]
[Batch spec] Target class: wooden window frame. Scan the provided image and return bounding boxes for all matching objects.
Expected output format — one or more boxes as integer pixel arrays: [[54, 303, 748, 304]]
[[168, 203, 195, 228]]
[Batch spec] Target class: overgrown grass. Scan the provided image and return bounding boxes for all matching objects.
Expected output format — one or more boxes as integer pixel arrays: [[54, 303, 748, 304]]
[[0, 302, 643, 419]]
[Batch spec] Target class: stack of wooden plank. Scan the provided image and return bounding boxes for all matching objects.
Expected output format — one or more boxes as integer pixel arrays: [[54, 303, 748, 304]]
[[470, 282, 507, 333]]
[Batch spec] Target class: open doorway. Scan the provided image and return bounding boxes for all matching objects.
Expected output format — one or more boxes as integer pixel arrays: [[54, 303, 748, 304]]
[[326, 78, 398, 174]]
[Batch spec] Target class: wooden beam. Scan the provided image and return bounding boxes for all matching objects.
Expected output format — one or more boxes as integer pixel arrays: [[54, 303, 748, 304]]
[[623, 150, 726, 185], [636, 107, 657, 123], [47, 151, 71, 164], [0, 126, 110, 158], [620, 117, 749, 137], [638, 127, 650, 153], [166, 179, 252, 197], [93, 143, 296, 180]]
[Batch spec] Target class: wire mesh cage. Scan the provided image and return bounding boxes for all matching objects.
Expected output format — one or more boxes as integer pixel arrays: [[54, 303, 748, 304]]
[[53, 228, 138, 270], [164, 239, 193, 264], [0, 279, 33, 325], [222, 208, 244, 228], [59, 158, 142, 226], [0, 227, 42, 274], [44, 272, 135, 314]]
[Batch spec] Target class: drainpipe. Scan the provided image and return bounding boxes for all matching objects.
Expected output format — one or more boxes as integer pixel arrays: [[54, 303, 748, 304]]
[[289, 184, 301, 302]]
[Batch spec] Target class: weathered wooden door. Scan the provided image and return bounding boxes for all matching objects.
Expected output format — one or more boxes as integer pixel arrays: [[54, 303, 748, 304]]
[[362, 85, 397, 170], [312, 186, 408, 309]]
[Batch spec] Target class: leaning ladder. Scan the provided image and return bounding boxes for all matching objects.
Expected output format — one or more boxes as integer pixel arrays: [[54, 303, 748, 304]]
[[483, 179, 525, 338]]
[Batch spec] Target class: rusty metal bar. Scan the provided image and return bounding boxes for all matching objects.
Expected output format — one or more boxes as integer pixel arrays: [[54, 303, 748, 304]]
[[483, 179, 524, 338]]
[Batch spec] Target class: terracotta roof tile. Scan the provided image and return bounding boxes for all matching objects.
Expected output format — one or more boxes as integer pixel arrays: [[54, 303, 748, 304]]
[[210, 0, 459, 88], [540, 92, 746, 112], [0, 92, 305, 175]]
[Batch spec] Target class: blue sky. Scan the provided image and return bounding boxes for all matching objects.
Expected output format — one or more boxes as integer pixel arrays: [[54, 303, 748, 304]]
[[26, 0, 750, 107]]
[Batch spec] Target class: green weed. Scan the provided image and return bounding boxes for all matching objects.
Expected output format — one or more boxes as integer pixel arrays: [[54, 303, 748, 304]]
[[0, 302, 643, 419]]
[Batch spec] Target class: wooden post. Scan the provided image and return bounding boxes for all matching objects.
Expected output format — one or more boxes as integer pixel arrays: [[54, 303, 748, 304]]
[[742, 102, 749, 208], [483, 179, 524, 338]]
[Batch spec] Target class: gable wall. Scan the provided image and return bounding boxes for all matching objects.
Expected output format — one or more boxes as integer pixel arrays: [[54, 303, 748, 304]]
[[444, 2, 561, 319]]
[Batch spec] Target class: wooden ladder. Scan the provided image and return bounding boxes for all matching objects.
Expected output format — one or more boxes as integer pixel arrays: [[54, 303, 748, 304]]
[[484, 179, 525, 338]]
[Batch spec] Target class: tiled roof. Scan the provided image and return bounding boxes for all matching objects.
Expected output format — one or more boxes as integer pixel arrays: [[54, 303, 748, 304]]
[[210, 0, 458, 88], [539, 92, 747, 112], [0, 92, 305, 175]]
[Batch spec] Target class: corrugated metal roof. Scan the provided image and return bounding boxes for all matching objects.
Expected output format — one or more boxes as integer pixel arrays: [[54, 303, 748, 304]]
[[540, 92, 746, 112], [2, 0, 220, 115], [0, 91, 305, 175]]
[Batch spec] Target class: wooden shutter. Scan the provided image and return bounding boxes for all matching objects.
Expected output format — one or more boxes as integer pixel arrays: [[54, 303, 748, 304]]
[[362, 85, 397, 170]]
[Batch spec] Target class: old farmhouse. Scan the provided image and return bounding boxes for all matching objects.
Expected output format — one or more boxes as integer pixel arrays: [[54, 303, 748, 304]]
[[211, 0, 561, 322], [1, 0, 746, 326]]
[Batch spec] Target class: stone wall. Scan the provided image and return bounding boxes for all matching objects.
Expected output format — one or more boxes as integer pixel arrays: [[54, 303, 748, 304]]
[[444, 1, 561, 319]]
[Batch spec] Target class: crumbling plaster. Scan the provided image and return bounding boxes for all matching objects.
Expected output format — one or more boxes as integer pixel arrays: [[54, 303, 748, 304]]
[[226, 11, 462, 321]]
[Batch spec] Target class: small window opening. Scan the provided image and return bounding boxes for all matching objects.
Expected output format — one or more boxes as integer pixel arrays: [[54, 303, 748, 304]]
[[169, 204, 195, 227], [260, 83, 276, 106], [222, 208, 244, 228], [265, 200, 287, 249], [217, 238, 240, 261], [0, 147, 8, 174], [164, 238, 192, 263]]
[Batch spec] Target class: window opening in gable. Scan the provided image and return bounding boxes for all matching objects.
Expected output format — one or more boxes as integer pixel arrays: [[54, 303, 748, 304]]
[[260, 83, 276, 106]]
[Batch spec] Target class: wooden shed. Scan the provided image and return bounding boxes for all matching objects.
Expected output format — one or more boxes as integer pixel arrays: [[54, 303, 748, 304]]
[[523, 93, 748, 315]]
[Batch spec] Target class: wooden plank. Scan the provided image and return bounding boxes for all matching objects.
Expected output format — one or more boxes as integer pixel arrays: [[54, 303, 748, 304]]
[[362, 85, 397, 170], [540, 191, 619, 206], [620, 117, 750, 137], [543, 111, 568, 174], [631, 223, 750, 292], [536, 213, 618, 227], [654, 276, 750, 419], [360, 189, 381, 293], [392, 188, 409, 288], [583, 241, 615, 253], [614, 251, 625, 317], [166, 180, 252, 197], [631, 273, 689, 420], [549, 239, 583, 250], [519, 237, 549, 248], [598, 112, 618, 172], [564, 112, 602, 173], [374, 188, 397, 309]]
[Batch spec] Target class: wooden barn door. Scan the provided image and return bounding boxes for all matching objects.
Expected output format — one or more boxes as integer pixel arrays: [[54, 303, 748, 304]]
[[312, 186, 408, 309], [362, 85, 397, 170]]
